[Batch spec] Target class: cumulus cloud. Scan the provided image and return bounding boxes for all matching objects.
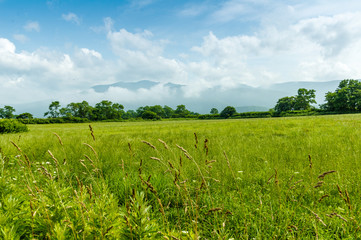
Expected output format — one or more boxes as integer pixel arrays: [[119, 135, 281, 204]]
[[62, 12, 81, 25], [107, 27, 186, 83], [2, 5, 361, 108], [24, 21, 40, 32]]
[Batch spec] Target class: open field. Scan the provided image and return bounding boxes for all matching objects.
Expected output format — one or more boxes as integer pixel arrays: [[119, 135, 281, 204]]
[[1, 115, 361, 239]]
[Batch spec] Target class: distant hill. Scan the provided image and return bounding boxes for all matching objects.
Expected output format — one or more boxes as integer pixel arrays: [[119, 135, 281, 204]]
[[13, 79, 343, 117]]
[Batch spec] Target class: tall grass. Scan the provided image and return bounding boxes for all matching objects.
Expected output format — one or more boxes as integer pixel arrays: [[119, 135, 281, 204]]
[[0, 115, 361, 238]]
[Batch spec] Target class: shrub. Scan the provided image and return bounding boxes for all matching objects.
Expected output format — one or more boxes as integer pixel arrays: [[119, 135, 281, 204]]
[[0, 119, 29, 134]]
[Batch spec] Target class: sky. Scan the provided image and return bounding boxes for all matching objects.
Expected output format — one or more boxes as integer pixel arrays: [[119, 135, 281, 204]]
[[1, 0, 361, 112]]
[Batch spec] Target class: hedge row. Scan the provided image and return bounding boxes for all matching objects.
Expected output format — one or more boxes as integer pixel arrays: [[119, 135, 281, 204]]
[[0, 119, 29, 134]]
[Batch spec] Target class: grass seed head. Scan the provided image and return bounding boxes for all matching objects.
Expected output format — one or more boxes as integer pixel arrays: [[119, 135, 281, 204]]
[[141, 140, 156, 149]]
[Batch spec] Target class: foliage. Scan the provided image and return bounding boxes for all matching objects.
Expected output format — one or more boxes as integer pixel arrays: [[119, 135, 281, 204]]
[[275, 88, 316, 113], [44, 101, 61, 118], [0, 105, 16, 119], [322, 79, 361, 112], [16, 112, 33, 119], [141, 110, 161, 120], [210, 108, 219, 114], [0, 119, 29, 134], [220, 106, 236, 118]]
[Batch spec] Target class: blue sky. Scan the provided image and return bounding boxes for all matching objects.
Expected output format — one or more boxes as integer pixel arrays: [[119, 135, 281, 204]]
[[1, 0, 361, 109]]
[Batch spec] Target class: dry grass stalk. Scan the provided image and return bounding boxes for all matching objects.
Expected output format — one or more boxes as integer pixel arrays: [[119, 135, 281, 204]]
[[79, 160, 88, 169], [89, 125, 95, 141], [176, 144, 192, 159], [141, 140, 156, 149], [314, 181, 324, 188], [318, 194, 329, 202], [345, 189, 351, 210], [274, 169, 279, 185], [267, 174, 275, 184], [326, 212, 347, 222], [206, 207, 222, 215], [158, 139, 169, 149], [10, 141, 22, 152], [83, 143, 98, 159], [39, 166, 52, 180], [288, 179, 303, 190], [337, 184, 343, 197], [204, 139, 209, 156], [86, 184, 93, 200], [47, 150, 58, 165], [157, 198, 166, 218], [84, 155, 94, 164], [168, 161, 175, 169], [170, 236, 180, 240], [205, 160, 216, 165], [318, 170, 336, 179], [150, 157, 161, 162], [305, 207, 327, 227], [52, 132, 64, 146], [308, 155, 312, 169]]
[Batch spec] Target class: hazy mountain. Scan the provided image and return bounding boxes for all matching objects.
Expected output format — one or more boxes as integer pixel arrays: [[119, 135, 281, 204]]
[[92, 80, 160, 92], [12, 80, 342, 117]]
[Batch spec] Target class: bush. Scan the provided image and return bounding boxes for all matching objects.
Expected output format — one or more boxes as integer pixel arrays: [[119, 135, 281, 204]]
[[0, 119, 29, 134]]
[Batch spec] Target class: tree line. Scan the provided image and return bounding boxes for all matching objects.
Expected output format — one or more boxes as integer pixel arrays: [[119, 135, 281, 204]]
[[1, 79, 361, 123]]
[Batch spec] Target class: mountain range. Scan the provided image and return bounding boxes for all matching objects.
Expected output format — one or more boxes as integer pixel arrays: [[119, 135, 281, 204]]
[[92, 79, 341, 113], [13, 80, 342, 117]]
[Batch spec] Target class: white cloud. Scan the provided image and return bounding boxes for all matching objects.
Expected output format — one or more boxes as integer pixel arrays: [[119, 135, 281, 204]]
[[179, 4, 208, 17], [212, 0, 247, 23], [62, 12, 81, 25], [3, 5, 361, 107], [24, 21, 40, 32], [107, 27, 186, 83], [13, 34, 28, 43], [0, 38, 16, 53], [294, 12, 361, 57]]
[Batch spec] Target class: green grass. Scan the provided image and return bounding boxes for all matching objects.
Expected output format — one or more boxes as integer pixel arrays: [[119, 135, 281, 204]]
[[1, 114, 361, 239]]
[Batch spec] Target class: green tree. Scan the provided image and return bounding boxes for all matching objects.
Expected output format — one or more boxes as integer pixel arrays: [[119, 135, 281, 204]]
[[274, 88, 316, 113], [274, 96, 296, 113], [149, 105, 165, 118], [163, 105, 174, 118], [16, 112, 33, 119], [210, 108, 219, 114], [122, 110, 137, 119], [323, 79, 361, 112], [220, 106, 236, 118], [65, 101, 94, 119], [141, 110, 160, 120], [294, 88, 316, 110], [94, 100, 124, 120], [0, 105, 16, 119], [44, 101, 61, 118], [174, 104, 190, 117]]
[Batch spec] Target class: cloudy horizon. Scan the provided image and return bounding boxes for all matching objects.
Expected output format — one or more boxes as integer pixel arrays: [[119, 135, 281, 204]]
[[1, 0, 361, 111]]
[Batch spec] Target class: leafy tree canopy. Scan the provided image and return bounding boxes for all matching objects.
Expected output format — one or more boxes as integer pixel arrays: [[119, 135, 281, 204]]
[[274, 88, 316, 113], [322, 79, 361, 112], [220, 106, 236, 118]]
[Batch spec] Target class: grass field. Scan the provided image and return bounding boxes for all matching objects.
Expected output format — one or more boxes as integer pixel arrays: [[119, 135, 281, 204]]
[[1, 114, 361, 239]]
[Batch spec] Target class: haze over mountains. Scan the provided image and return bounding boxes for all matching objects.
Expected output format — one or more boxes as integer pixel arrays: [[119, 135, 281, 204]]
[[13, 80, 341, 117], [92, 79, 341, 112]]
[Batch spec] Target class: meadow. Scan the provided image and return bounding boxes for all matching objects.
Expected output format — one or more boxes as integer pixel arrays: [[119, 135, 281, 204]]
[[0, 114, 361, 239]]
